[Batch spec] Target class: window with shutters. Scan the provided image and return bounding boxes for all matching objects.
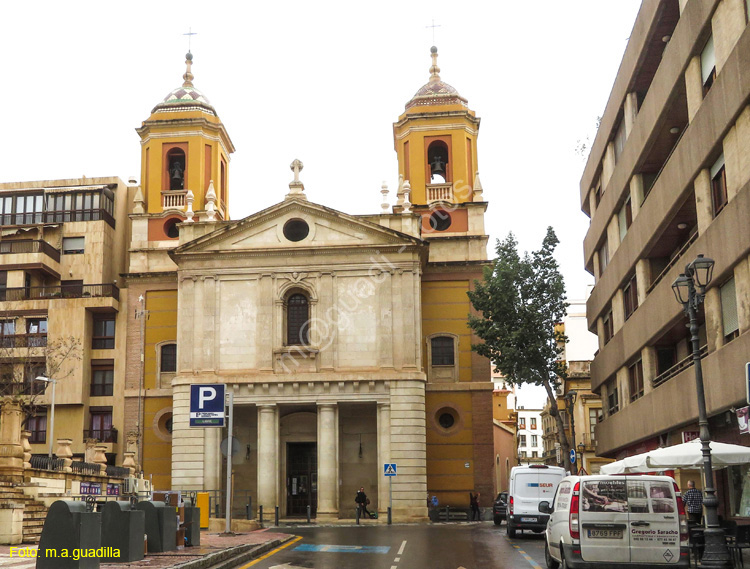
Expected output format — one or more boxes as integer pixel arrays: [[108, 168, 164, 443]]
[[629, 360, 644, 402], [286, 293, 309, 345], [623, 274, 638, 320], [711, 154, 727, 217], [608, 383, 620, 415], [613, 120, 627, 164], [721, 277, 739, 343], [598, 240, 609, 275], [603, 309, 614, 344], [701, 35, 716, 97], [618, 197, 632, 242]]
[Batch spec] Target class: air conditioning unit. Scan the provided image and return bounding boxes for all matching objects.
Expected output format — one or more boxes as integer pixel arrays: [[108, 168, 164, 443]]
[[123, 477, 137, 494]]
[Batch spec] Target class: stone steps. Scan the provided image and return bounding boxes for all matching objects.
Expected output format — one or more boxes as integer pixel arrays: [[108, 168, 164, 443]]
[[0, 482, 49, 544]]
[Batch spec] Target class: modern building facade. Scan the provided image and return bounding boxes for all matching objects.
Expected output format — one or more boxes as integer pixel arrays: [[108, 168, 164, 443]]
[[515, 408, 544, 464], [581, 0, 750, 518]]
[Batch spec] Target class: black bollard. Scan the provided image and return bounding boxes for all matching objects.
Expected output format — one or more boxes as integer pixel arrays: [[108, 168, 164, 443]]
[[275, 505, 279, 527], [446, 505, 450, 521], [259, 505, 264, 528], [307, 504, 311, 523], [388, 506, 392, 525], [356, 506, 360, 525]]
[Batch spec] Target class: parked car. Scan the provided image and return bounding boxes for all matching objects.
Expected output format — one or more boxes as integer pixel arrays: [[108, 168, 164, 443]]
[[539, 474, 689, 568], [493, 491, 508, 525], [507, 464, 566, 537]]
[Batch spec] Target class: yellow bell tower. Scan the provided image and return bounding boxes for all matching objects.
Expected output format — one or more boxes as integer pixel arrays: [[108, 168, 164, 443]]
[[135, 52, 235, 239]]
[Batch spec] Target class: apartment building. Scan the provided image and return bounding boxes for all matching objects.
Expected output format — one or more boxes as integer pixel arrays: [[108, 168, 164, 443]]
[[0, 177, 131, 464], [516, 408, 544, 464], [581, 0, 750, 517]]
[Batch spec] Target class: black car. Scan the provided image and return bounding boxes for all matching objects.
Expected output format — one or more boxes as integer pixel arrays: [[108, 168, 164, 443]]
[[493, 491, 508, 525]]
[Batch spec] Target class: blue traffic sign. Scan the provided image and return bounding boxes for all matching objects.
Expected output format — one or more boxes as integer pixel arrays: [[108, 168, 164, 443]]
[[384, 463, 397, 476], [570, 449, 576, 464], [190, 384, 226, 427]]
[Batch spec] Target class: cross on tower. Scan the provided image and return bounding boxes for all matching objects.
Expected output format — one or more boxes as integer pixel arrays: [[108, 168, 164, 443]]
[[425, 19, 441, 44], [183, 27, 197, 52]]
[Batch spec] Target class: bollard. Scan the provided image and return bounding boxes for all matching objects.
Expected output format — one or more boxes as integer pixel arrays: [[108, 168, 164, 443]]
[[246, 503, 251, 520], [387, 506, 392, 525], [307, 504, 311, 523], [356, 506, 360, 525], [275, 505, 279, 527], [446, 505, 450, 521], [259, 505, 264, 529]]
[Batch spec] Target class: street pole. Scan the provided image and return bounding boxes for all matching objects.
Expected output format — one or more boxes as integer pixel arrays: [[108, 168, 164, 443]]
[[225, 390, 234, 534], [672, 255, 730, 568], [48, 379, 56, 460]]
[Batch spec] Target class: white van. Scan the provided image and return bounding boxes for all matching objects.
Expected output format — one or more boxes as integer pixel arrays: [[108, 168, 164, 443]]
[[506, 464, 566, 537], [539, 474, 689, 568]]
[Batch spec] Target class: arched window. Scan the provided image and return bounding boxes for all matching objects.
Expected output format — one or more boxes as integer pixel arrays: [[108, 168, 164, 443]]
[[160, 343, 177, 372], [167, 149, 186, 190], [430, 336, 455, 366], [286, 293, 309, 345], [427, 141, 450, 183]]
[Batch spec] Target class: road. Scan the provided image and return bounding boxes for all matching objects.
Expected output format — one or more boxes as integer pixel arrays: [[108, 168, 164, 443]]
[[242, 523, 547, 569]]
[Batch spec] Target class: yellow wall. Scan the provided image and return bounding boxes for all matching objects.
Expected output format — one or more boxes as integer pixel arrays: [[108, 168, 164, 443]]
[[143, 395, 172, 490], [144, 290, 177, 389], [422, 280, 473, 381]]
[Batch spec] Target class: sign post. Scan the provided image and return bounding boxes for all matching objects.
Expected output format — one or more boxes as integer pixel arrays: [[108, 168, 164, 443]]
[[384, 463, 397, 524], [224, 389, 233, 534], [190, 384, 226, 427]]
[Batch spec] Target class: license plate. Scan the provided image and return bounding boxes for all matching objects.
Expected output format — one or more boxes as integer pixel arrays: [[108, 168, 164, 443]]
[[520, 517, 538, 523], [587, 529, 623, 539]]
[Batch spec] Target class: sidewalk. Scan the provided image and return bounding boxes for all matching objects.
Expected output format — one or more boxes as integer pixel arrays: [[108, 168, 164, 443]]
[[0, 530, 293, 569]]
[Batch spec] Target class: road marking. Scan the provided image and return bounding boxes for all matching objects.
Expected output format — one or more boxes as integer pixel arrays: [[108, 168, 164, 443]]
[[510, 542, 543, 569], [394, 557, 400, 562], [398, 540, 407, 555], [239, 535, 303, 568], [294, 544, 391, 554]]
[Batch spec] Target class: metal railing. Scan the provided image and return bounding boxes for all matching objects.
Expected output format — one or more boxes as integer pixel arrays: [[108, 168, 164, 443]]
[[0, 283, 119, 302], [83, 428, 118, 443], [647, 230, 699, 294], [71, 461, 101, 476], [30, 455, 66, 471], [0, 333, 47, 348], [652, 345, 708, 388], [0, 239, 61, 262], [177, 489, 254, 519], [105, 465, 130, 479], [0, 381, 45, 396]]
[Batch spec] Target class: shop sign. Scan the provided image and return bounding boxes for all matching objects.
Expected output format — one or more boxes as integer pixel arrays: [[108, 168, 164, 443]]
[[681, 431, 699, 443], [736, 406, 750, 435]]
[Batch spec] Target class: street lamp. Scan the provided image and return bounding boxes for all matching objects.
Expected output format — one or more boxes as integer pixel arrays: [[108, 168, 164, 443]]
[[34, 376, 57, 460], [577, 442, 585, 474], [671, 254, 730, 568], [565, 391, 577, 472]]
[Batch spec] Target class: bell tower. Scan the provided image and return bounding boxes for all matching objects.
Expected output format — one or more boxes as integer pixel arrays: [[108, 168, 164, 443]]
[[135, 52, 235, 236]]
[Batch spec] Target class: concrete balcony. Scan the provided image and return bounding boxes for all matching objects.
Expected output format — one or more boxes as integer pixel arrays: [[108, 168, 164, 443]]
[[0, 283, 119, 302], [162, 190, 187, 211], [426, 183, 453, 203], [0, 239, 61, 279]]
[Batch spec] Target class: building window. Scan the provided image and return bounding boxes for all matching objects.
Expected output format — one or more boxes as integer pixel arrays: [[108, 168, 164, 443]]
[[521, 451, 527, 459], [613, 120, 627, 163], [90, 365, 113, 396], [61, 280, 83, 297], [603, 309, 614, 344], [608, 385, 620, 415], [0, 271, 6, 301], [0, 319, 15, 348], [531, 435, 538, 446], [160, 344, 177, 373], [28, 413, 46, 444], [532, 451, 538, 458], [623, 274, 638, 320], [589, 409, 600, 443], [618, 197, 632, 242], [711, 154, 727, 216], [656, 347, 677, 375], [427, 140, 450, 183], [62, 237, 85, 254], [430, 336, 455, 366], [519, 435, 527, 446], [26, 318, 47, 347], [286, 293, 310, 345], [594, 177, 602, 207], [721, 277, 739, 343], [519, 417, 526, 429], [92, 316, 115, 349], [167, 148, 186, 190], [629, 360, 644, 402], [89, 408, 114, 442], [598, 240, 609, 274], [701, 35, 716, 96], [530, 417, 537, 430]]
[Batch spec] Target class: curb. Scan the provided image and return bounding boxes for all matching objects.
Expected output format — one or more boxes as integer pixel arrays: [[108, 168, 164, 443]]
[[169, 536, 295, 569]]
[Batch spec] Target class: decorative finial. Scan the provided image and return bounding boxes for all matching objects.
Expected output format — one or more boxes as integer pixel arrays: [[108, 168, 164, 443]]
[[183, 52, 194, 87], [286, 159, 307, 200], [185, 189, 195, 223], [396, 174, 405, 206], [133, 187, 145, 215], [473, 172, 484, 202], [429, 46, 441, 84], [205, 180, 216, 221], [402, 180, 412, 214], [380, 182, 390, 213]]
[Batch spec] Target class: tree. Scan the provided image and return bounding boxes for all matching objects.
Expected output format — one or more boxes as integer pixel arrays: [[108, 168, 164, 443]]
[[467, 227, 573, 471]]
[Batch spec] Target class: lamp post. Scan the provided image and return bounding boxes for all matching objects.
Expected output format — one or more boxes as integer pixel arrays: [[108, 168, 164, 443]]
[[672, 254, 730, 568], [565, 391, 577, 472], [577, 442, 585, 474], [34, 376, 57, 460]]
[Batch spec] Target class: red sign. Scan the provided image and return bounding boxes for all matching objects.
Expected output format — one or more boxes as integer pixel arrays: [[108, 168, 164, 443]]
[[682, 431, 700, 443]]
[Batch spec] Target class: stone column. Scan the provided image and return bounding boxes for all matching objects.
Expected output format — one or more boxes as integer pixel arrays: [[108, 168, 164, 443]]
[[257, 405, 278, 512], [56, 439, 73, 473], [694, 170, 713, 234], [203, 427, 221, 490], [122, 452, 136, 476], [21, 430, 31, 470], [0, 399, 24, 482], [94, 445, 108, 476], [317, 403, 338, 519], [377, 402, 391, 516]]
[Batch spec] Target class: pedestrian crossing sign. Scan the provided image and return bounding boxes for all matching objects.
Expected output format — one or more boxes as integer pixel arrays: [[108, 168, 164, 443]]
[[384, 463, 397, 476]]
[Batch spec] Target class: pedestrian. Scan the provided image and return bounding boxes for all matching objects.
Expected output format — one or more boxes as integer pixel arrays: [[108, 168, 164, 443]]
[[469, 491, 480, 521], [356, 486, 371, 519], [683, 480, 703, 524]]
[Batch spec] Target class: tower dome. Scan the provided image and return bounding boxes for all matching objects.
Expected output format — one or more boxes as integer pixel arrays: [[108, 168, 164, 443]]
[[151, 52, 216, 116], [405, 46, 467, 110]]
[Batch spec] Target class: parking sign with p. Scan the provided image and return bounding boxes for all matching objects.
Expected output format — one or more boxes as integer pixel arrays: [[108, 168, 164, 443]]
[[190, 384, 226, 427]]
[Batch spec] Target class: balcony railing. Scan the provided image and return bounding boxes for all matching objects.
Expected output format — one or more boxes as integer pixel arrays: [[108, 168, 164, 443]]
[[582, 433, 597, 448], [426, 183, 454, 203], [0, 333, 47, 348], [0, 240, 60, 262], [30, 455, 66, 471], [0, 283, 119, 302], [0, 209, 116, 229], [106, 465, 130, 479], [71, 461, 101, 476], [83, 428, 118, 443], [652, 345, 708, 388], [0, 381, 45, 396], [647, 230, 699, 294], [162, 190, 187, 210]]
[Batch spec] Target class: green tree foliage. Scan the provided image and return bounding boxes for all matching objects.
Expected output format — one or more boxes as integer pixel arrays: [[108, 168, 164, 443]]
[[468, 227, 573, 470]]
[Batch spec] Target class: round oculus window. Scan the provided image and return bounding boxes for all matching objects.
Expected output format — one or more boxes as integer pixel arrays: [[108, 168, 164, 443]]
[[283, 218, 310, 242], [438, 412, 456, 429], [429, 210, 452, 231], [164, 219, 180, 239]]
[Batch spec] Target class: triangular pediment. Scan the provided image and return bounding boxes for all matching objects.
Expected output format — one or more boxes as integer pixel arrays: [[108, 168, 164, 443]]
[[173, 198, 423, 256]]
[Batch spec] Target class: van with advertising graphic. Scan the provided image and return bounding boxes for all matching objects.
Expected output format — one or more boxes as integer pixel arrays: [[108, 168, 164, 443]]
[[506, 464, 566, 537], [539, 474, 689, 568]]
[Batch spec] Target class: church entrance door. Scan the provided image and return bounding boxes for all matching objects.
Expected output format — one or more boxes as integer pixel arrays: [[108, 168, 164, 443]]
[[286, 442, 317, 516]]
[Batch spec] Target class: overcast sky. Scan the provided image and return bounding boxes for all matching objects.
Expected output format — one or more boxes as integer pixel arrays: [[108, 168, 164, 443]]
[[2, 1, 641, 385]]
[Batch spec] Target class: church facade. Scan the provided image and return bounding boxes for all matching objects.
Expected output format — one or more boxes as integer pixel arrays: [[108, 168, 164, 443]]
[[123, 47, 493, 521]]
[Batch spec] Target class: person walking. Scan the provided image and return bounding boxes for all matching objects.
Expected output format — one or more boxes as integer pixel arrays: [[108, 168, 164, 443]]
[[683, 480, 703, 524], [469, 491, 481, 521], [355, 487, 371, 519]]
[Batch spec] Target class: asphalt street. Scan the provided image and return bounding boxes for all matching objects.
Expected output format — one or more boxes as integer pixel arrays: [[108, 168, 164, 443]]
[[240, 522, 547, 569]]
